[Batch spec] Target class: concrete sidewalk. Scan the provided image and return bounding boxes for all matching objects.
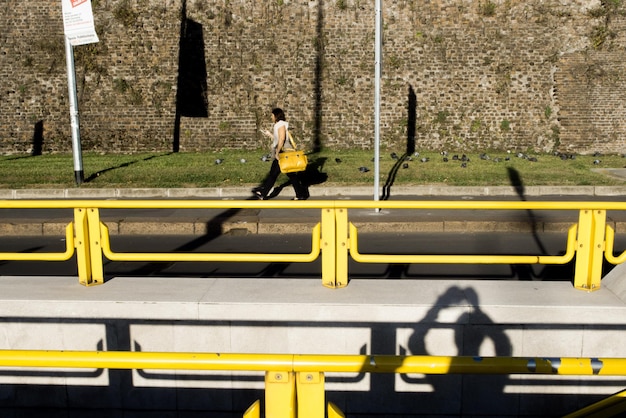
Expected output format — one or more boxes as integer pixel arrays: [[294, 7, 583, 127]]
[[0, 185, 625, 236]]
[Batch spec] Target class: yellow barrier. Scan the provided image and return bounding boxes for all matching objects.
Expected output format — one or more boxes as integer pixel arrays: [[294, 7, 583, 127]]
[[349, 222, 578, 265], [0, 223, 75, 261], [563, 389, 626, 418], [100, 222, 322, 263], [0, 199, 625, 291], [0, 350, 624, 418]]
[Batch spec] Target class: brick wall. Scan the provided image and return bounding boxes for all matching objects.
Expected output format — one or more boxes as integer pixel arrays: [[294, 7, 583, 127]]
[[1, 0, 624, 154]]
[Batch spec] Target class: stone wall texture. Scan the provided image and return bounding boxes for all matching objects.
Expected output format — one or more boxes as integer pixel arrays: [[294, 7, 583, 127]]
[[1, 0, 625, 154]]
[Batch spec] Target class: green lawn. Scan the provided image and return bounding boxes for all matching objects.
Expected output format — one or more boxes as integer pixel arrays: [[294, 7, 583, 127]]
[[0, 150, 624, 189]]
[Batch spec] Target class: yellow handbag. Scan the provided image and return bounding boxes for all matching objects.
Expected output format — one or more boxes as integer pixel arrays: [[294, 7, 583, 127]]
[[278, 132, 308, 173]]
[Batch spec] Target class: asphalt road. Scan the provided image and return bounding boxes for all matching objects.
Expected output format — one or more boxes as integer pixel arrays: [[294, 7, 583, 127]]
[[1, 230, 624, 282]]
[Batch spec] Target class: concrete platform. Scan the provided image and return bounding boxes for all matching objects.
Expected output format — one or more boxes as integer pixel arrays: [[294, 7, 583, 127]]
[[0, 266, 624, 417], [0, 274, 624, 324]]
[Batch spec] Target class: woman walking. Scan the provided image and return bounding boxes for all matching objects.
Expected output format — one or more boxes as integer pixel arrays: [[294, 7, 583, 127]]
[[254, 108, 308, 200]]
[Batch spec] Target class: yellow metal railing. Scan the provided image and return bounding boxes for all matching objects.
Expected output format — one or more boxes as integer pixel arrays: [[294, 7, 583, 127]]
[[349, 222, 578, 265], [99, 222, 322, 263], [0, 199, 625, 291], [563, 388, 626, 418], [0, 349, 624, 417], [0, 222, 75, 261]]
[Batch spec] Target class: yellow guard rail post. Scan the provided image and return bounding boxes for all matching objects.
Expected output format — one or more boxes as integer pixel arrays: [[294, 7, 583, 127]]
[[74, 208, 105, 286], [573, 209, 607, 291]]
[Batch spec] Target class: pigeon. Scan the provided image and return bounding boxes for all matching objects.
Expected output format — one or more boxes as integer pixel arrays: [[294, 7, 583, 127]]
[[593, 159, 601, 165], [443, 157, 449, 162], [528, 157, 538, 162], [215, 158, 223, 164], [240, 158, 247, 164], [461, 162, 467, 168], [479, 153, 490, 160], [493, 157, 501, 163], [593, 151, 602, 157], [335, 158, 342, 163], [261, 154, 271, 162], [402, 163, 409, 169], [452, 154, 459, 160], [390, 152, 399, 160], [440, 150, 448, 157], [413, 152, 420, 157], [359, 166, 370, 173], [420, 157, 429, 163]]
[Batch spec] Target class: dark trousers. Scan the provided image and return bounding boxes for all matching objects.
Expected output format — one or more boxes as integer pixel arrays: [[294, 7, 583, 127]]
[[258, 159, 308, 199]]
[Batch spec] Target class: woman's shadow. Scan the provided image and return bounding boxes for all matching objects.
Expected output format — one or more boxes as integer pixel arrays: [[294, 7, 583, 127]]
[[404, 286, 514, 415]]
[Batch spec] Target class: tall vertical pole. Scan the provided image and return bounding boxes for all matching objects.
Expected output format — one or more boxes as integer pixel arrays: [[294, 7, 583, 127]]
[[374, 0, 382, 202], [64, 35, 84, 185]]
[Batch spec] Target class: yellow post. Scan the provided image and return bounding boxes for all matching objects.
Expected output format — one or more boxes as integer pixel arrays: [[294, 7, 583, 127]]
[[265, 371, 295, 418], [321, 208, 337, 288], [335, 209, 349, 288], [328, 402, 346, 418], [296, 372, 325, 418], [73, 208, 92, 286], [86, 209, 104, 285], [243, 399, 261, 418], [574, 209, 606, 291]]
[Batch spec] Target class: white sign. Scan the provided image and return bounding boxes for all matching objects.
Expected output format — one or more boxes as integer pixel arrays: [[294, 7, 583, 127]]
[[61, 0, 99, 46]]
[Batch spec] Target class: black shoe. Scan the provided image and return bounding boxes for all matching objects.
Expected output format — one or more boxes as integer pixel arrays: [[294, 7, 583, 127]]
[[254, 190, 265, 200]]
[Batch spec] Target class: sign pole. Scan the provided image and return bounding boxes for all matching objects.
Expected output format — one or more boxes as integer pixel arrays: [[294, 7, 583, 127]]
[[64, 35, 84, 185], [61, 0, 99, 186]]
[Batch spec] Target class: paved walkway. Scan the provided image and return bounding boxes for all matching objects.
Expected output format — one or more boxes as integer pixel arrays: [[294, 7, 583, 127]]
[[0, 186, 625, 235]]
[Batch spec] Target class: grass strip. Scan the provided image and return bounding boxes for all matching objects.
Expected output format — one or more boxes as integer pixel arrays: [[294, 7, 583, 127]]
[[0, 150, 624, 189]]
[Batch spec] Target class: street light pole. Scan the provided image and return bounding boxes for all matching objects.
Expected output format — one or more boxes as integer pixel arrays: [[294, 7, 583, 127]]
[[374, 0, 382, 203]]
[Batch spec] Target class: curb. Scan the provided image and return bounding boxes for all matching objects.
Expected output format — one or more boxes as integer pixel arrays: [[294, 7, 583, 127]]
[[0, 219, 602, 237], [0, 185, 626, 199]]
